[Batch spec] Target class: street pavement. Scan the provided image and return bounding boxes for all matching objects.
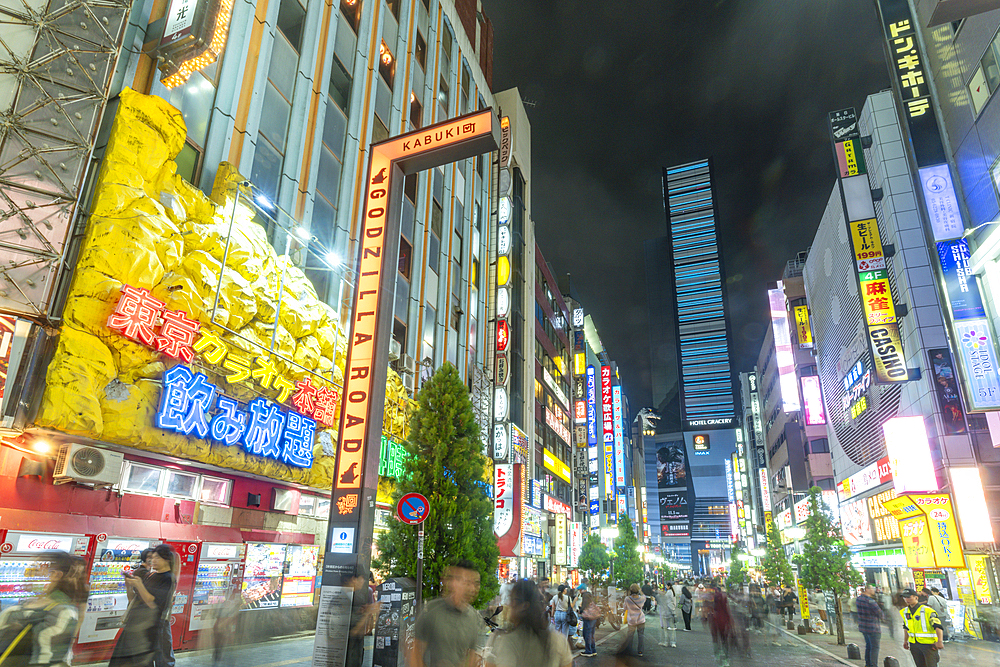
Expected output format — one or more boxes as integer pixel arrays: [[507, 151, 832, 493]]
[[101, 617, 900, 667]]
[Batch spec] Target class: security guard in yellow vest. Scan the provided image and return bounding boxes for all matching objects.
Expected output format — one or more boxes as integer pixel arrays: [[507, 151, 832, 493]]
[[900, 588, 944, 667]]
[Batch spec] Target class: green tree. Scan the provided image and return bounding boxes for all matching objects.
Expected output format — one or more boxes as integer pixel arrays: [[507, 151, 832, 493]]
[[612, 513, 644, 589], [579, 532, 611, 586], [761, 517, 794, 589], [793, 486, 863, 645], [727, 543, 748, 589], [372, 364, 499, 606]]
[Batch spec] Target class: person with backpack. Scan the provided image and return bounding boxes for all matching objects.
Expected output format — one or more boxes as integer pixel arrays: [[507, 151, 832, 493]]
[[109, 544, 179, 667], [0, 551, 89, 667]]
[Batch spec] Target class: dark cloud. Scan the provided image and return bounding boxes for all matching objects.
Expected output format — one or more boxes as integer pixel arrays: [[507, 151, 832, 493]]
[[488, 0, 891, 408]]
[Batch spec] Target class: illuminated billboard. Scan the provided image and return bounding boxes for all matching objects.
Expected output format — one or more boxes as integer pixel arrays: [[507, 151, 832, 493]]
[[601, 365, 614, 499], [794, 305, 813, 349], [612, 385, 626, 488], [883, 416, 937, 493], [768, 285, 800, 412], [950, 467, 995, 543], [800, 376, 826, 425]]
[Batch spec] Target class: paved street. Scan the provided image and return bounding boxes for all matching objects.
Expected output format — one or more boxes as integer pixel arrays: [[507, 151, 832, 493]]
[[88, 617, 933, 667]]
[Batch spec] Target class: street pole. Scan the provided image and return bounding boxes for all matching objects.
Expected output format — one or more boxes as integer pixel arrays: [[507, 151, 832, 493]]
[[416, 526, 424, 611]]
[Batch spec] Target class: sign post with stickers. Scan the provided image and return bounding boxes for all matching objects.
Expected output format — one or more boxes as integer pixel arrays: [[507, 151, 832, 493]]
[[315, 110, 498, 667], [396, 493, 430, 611]]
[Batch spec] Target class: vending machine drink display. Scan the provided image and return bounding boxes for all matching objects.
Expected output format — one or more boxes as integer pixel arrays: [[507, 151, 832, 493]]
[[279, 544, 319, 608], [188, 542, 245, 634], [165, 541, 201, 651], [0, 531, 92, 611], [241, 543, 286, 609], [78, 536, 155, 643]]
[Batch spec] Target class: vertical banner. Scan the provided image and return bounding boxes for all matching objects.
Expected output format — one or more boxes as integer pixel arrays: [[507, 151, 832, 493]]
[[612, 385, 626, 488], [601, 365, 614, 502], [494, 463, 523, 557], [928, 349, 967, 434], [827, 109, 909, 384]]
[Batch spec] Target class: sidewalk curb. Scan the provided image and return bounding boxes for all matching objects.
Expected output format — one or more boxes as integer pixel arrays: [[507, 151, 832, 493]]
[[773, 624, 857, 667]]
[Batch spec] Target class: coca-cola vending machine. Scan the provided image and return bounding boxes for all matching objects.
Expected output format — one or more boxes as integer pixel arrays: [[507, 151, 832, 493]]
[[164, 540, 200, 651], [185, 542, 244, 643], [0, 530, 93, 611], [78, 536, 157, 644]]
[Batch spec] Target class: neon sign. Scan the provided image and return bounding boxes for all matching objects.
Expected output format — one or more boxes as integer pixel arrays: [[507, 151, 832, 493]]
[[108, 284, 337, 425], [156, 365, 314, 467]]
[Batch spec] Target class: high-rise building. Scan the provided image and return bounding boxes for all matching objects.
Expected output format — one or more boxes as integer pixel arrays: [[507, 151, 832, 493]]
[[644, 158, 740, 575], [658, 159, 738, 431]]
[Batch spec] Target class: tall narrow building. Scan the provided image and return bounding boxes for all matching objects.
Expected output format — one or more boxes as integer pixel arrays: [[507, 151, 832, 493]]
[[645, 158, 742, 574], [661, 159, 738, 430]]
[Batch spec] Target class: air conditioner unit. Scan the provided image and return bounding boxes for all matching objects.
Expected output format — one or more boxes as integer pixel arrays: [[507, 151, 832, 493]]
[[389, 339, 401, 362], [402, 354, 416, 374], [53, 444, 124, 487]]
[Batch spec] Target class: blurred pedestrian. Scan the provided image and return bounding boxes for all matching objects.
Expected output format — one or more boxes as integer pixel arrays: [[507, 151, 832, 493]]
[[210, 585, 243, 667], [857, 585, 882, 667], [617, 584, 647, 656], [657, 582, 677, 648], [110, 544, 178, 667], [548, 585, 571, 637], [486, 580, 572, 667], [578, 590, 600, 657], [708, 581, 733, 667], [925, 588, 952, 642], [781, 586, 797, 624], [411, 560, 481, 667], [641, 582, 654, 613], [0, 551, 88, 667], [680, 586, 693, 631]]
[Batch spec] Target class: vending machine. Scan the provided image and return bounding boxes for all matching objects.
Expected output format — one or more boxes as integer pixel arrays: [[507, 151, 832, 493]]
[[186, 542, 245, 639], [241, 542, 286, 609], [0, 530, 93, 611], [279, 544, 319, 608], [164, 540, 200, 651], [78, 536, 156, 643]]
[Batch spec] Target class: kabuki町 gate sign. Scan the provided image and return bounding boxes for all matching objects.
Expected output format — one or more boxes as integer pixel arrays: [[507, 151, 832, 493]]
[[321, 109, 498, 596]]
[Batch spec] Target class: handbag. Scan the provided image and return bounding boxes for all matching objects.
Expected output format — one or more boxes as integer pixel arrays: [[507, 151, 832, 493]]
[[582, 603, 601, 620], [566, 607, 578, 627]]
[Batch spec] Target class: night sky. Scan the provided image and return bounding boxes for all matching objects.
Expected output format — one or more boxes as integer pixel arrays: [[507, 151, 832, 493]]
[[488, 1, 893, 409]]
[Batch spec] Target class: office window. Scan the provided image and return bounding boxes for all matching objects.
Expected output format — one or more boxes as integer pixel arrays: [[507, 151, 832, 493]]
[[415, 31, 426, 70], [372, 113, 389, 144], [329, 57, 352, 112], [471, 258, 479, 289], [404, 173, 418, 203], [438, 76, 449, 118], [409, 93, 422, 129], [398, 237, 412, 279], [422, 304, 436, 363], [379, 41, 395, 87], [340, 0, 360, 31], [393, 319, 407, 358], [809, 438, 830, 454]]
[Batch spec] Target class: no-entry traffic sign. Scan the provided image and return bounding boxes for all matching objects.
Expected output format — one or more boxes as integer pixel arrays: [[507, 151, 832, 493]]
[[396, 492, 430, 525]]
